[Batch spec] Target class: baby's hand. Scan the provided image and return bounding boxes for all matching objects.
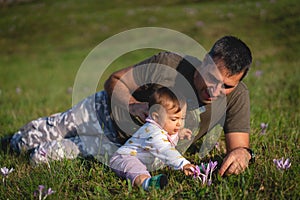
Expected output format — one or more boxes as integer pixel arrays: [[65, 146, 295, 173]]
[[178, 128, 192, 140], [183, 163, 196, 176]]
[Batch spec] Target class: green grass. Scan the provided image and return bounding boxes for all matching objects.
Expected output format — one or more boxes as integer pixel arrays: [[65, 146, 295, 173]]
[[0, 0, 299, 199]]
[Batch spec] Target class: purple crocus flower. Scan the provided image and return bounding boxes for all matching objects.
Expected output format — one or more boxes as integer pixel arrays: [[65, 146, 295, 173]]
[[46, 188, 55, 195], [193, 165, 201, 178], [260, 123, 268, 134], [273, 157, 291, 170], [38, 185, 45, 192], [215, 142, 221, 152], [1, 167, 14, 185], [193, 160, 218, 186], [1, 167, 14, 178], [255, 70, 263, 77], [15, 87, 22, 94], [208, 161, 218, 185], [37, 185, 45, 200], [195, 20, 205, 28], [192, 165, 206, 184], [201, 162, 209, 185], [35, 185, 55, 200]]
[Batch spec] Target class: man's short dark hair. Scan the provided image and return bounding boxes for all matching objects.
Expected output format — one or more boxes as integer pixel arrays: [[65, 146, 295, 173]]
[[208, 36, 252, 80]]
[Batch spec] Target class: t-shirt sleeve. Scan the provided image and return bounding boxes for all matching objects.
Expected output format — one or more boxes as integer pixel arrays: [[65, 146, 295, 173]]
[[224, 82, 251, 134], [132, 52, 183, 88]]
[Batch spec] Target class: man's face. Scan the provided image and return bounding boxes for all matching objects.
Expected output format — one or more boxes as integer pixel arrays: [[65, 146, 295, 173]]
[[194, 56, 244, 104]]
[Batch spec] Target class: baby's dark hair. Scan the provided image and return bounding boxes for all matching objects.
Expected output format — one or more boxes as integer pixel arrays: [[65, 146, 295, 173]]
[[148, 87, 186, 114]]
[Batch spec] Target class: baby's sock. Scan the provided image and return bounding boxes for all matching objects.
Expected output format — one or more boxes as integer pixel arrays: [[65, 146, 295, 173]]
[[142, 174, 168, 191], [142, 177, 151, 191]]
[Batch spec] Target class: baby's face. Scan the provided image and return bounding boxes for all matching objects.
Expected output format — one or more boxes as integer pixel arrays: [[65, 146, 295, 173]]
[[156, 104, 186, 135]]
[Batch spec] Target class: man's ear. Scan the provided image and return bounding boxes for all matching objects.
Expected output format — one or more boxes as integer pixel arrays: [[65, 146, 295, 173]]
[[151, 112, 159, 121]]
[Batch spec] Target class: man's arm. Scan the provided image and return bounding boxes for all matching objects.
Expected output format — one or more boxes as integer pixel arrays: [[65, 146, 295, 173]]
[[104, 66, 149, 121], [219, 132, 251, 176], [104, 66, 138, 105], [104, 52, 183, 121]]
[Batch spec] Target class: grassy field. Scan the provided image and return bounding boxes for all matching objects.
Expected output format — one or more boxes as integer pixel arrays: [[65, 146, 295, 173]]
[[0, 0, 299, 199]]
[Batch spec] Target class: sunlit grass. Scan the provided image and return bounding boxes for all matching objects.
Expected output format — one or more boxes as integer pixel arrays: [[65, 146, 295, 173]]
[[0, 0, 299, 199]]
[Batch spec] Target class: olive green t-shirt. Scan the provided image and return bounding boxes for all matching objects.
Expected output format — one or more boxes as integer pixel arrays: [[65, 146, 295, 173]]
[[109, 51, 250, 144]]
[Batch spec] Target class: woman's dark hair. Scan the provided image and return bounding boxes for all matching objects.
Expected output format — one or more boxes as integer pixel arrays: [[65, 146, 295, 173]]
[[208, 36, 252, 80]]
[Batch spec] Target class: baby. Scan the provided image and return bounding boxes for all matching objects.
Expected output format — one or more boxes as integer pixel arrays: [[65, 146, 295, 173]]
[[109, 87, 195, 191]]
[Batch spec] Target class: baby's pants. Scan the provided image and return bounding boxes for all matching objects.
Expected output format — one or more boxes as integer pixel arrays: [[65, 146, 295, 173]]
[[109, 153, 151, 185]]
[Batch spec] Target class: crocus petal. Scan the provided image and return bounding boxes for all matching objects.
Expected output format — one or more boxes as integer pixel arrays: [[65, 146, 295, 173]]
[[200, 174, 207, 185], [47, 188, 55, 195], [193, 165, 201, 178], [200, 163, 205, 171], [283, 158, 291, 169], [210, 161, 218, 171], [1, 167, 8, 175], [205, 162, 211, 177], [38, 185, 45, 191], [207, 179, 212, 186], [283, 158, 289, 167], [274, 159, 281, 169], [196, 165, 200, 171], [260, 123, 268, 134], [278, 158, 284, 167]]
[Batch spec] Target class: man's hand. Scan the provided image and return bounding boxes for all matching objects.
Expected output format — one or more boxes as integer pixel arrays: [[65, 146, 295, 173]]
[[183, 163, 196, 176], [178, 128, 192, 140], [129, 102, 149, 123], [219, 147, 251, 176]]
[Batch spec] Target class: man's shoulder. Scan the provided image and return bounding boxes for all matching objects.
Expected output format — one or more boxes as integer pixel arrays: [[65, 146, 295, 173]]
[[227, 81, 249, 104], [155, 51, 184, 66], [154, 52, 202, 66], [232, 81, 249, 95], [237, 81, 249, 90], [134, 51, 201, 71]]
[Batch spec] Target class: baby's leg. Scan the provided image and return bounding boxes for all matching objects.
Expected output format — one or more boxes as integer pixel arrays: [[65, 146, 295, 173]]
[[109, 154, 168, 190], [109, 154, 150, 186]]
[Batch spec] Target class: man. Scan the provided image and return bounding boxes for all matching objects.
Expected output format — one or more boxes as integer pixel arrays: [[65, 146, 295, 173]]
[[8, 35, 253, 176], [104, 35, 253, 176]]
